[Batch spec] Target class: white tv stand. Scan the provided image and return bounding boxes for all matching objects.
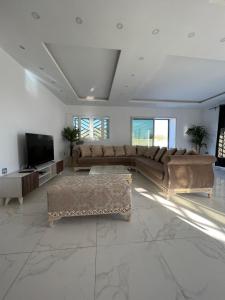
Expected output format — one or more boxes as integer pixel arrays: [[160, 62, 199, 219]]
[[36, 161, 57, 186], [0, 160, 64, 205]]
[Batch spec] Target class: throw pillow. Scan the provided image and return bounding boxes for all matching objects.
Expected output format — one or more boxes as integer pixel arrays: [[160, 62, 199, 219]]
[[114, 146, 125, 156], [137, 146, 148, 156], [161, 148, 177, 163], [124, 145, 136, 156], [91, 145, 103, 157], [103, 146, 114, 157], [154, 147, 167, 162], [80, 145, 92, 157], [144, 146, 159, 159]]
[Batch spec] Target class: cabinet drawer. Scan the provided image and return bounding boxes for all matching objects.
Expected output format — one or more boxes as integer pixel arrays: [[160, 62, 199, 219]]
[[22, 172, 39, 196]]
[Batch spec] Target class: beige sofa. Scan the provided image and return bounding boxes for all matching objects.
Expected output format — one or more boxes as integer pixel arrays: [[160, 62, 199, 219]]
[[47, 174, 131, 225], [73, 145, 216, 197]]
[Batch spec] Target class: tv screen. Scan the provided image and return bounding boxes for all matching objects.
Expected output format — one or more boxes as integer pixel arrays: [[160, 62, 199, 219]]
[[26, 133, 54, 167]]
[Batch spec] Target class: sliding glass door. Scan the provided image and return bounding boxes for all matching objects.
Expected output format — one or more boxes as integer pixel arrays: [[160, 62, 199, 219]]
[[132, 119, 154, 146], [131, 118, 171, 147], [154, 119, 169, 147]]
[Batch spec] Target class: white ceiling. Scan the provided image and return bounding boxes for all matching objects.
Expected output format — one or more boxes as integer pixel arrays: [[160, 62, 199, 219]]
[[45, 43, 120, 100], [1, 0, 225, 108]]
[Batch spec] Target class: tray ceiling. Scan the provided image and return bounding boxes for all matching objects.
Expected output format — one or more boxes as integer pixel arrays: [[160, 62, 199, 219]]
[[2, 0, 225, 107], [45, 43, 120, 100]]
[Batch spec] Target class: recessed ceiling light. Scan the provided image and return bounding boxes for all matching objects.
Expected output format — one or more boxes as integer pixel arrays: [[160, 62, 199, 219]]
[[19, 45, 26, 50], [116, 22, 123, 30], [86, 96, 95, 100], [187, 32, 195, 38], [139, 56, 144, 60], [90, 87, 95, 92], [31, 11, 40, 20], [75, 17, 83, 24], [39, 67, 45, 70], [220, 37, 225, 43], [152, 28, 160, 35]]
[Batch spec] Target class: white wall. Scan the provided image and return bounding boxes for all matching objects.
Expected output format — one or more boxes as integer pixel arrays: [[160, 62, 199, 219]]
[[202, 107, 220, 155], [0, 48, 66, 174], [66, 105, 203, 149]]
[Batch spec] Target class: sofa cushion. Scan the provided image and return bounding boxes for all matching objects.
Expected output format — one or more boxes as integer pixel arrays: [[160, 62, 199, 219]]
[[114, 146, 125, 156], [161, 148, 177, 163], [80, 145, 92, 157], [174, 149, 186, 155], [91, 145, 103, 157], [137, 146, 148, 156], [136, 157, 164, 180], [103, 146, 114, 157], [154, 147, 167, 162], [125, 145, 136, 156], [78, 156, 136, 166], [144, 146, 160, 159]]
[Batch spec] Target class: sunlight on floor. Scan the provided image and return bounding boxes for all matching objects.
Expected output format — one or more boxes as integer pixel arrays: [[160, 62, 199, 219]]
[[135, 186, 225, 244]]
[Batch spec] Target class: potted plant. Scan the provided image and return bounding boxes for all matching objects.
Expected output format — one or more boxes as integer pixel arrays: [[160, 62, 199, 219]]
[[62, 127, 80, 156], [186, 125, 208, 154]]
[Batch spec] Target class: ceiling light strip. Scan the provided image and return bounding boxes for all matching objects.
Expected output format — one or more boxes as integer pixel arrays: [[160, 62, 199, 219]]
[[42, 42, 79, 99], [131, 99, 199, 104], [78, 98, 107, 102], [107, 50, 121, 100], [200, 91, 225, 103], [132, 91, 225, 104]]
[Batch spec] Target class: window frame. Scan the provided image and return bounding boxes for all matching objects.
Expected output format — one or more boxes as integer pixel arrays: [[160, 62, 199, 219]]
[[130, 117, 175, 148], [73, 115, 110, 141]]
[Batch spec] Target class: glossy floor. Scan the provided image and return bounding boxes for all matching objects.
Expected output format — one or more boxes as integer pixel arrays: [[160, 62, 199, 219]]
[[0, 168, 225, 300]]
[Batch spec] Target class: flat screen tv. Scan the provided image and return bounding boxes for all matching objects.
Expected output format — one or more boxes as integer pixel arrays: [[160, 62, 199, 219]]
[[26, 133, 54, 167]]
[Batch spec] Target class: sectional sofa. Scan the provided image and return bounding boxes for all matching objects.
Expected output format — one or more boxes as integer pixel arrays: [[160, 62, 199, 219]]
[[72, 145, 216, 197]]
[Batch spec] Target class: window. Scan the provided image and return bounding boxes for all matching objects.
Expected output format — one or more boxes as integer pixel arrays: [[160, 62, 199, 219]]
[[131, 118, 176, 147], [73, 116, 110, 141]]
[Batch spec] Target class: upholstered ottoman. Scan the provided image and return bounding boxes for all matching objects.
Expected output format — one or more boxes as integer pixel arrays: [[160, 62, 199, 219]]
[[47, 175, 132, 226]]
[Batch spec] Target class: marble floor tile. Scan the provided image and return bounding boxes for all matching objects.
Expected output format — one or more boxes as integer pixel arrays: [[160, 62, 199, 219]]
[[140, 205, 206, 241], [34, 216, 97, 251], [1, 201, 47, 216], [1, 167, 225, 300], [5, 247, 96, 300], [0, 213, 46, 254], [132, 189, 160, 209], [96, 208, 153, 246], [157, 237, 225, 300], [179, 168, 225, 214], [0, 253, 29, 299], [95, 242, 185, 300]]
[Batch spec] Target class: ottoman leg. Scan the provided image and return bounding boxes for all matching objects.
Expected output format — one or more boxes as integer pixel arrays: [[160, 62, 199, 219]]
[[122, 211, 131, 221], [48, 216, 55, 227], [49, 221, 54, 228]]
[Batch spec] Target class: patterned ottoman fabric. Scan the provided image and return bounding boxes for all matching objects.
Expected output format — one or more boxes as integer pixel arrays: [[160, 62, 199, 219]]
[[47, 175, 132, 225]]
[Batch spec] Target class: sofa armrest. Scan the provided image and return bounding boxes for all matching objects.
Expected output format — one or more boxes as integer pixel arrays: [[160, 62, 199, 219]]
[[165, 155, 216, 191], [167, 155, 216, 165]]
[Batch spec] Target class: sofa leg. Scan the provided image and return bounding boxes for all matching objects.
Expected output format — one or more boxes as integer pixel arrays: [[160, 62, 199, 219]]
[[208, 191, 212, 198], [4, 198, 10, 206]]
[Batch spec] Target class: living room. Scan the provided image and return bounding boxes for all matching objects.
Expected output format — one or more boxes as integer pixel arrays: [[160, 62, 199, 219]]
[[0, 0, 225, 299]]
